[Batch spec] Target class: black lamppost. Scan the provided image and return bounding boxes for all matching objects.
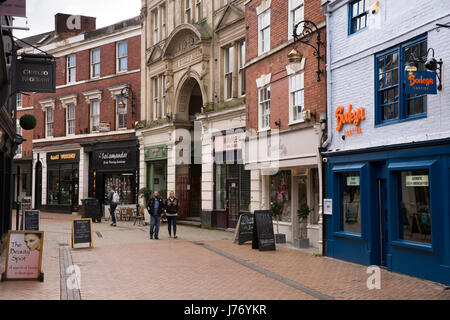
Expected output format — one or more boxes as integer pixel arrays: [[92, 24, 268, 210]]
[[292, 20, 325, 82]]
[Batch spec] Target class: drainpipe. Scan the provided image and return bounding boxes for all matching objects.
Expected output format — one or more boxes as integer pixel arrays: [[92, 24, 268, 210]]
[[320, 1, 333, 256]]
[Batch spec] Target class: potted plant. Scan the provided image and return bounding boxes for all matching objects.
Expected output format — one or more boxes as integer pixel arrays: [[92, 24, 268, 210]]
[[270, 201, 286, 244], [138, 187, 152, 205], [294, 203, 310, 248]]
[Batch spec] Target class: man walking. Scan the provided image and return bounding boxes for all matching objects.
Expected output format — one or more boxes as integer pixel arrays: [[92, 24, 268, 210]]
[[108, 185, 119, 227], [147, 191, 164, 239], [165, 191, 179, 239]]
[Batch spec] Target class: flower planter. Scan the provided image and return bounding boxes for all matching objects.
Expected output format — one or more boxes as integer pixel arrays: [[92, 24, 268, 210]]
[[294, 238, 310, 249]]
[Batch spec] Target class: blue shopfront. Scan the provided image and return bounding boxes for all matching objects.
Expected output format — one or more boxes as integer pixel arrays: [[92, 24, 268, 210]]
[[323, 139, 450, 286]]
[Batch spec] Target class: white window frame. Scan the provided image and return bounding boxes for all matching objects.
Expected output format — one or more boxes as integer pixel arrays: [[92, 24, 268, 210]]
[[289, 72, 305, 124], [116, 98, 127, 129], [16, 93, 22, 108], [153, 10, 159, 43], [224, 46, 234, 100], [67, 54, 76, 83], [117, 41, 128, 73], [258, 9, 271, 55], [238, 41, 246, 97], [258, 85, 271, 131], [161, 75, 166, 118], [45, 107, 54, 137], [16, 120, 22, 156], [66, 103, 76, 136], [288, 0, 304, 40], [91, 48, 101, 79], [153, 77, 159, 120], [90, 99, 100, 132], [185, 0, 191, 23]]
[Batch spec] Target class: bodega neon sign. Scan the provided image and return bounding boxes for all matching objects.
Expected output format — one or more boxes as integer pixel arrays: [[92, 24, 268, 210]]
[[335, 104, 366, 137]]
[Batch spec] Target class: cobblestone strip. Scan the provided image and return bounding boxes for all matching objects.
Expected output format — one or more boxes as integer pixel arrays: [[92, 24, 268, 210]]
[[59, 247, 81, 300], [197, 242, 335, 300]]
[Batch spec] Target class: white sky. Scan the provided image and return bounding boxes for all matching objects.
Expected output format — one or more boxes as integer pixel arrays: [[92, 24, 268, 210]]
[[13, 0, 141, 39]]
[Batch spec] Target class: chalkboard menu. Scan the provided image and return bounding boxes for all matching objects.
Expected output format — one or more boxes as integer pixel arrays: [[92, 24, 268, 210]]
[[72, 219, 93, 248], [24, 210, 40, 231], [252, 210, 276, 251], [234, 213, 254, 245]]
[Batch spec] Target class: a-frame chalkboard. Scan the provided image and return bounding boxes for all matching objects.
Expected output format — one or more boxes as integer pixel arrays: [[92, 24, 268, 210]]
[[252, 210, 276, 251], [234, 213, 254, 245], [72, 218, 93, 248]]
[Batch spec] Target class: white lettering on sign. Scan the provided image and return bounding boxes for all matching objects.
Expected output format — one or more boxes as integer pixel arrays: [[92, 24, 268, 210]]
[[66, 15, 81, 30], [406, 175, 429, 187], [346, 176, 360, 186]]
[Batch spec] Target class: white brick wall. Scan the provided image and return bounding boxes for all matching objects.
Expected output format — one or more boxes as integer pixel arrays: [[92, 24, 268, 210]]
[[326, 0, 450, 151]]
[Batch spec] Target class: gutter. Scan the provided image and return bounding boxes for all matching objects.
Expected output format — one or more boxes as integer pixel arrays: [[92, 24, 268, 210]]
[[321, 1, 333, 151]]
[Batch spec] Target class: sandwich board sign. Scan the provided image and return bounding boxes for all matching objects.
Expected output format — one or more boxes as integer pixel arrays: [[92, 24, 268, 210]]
[[72, 218, 93, 249]]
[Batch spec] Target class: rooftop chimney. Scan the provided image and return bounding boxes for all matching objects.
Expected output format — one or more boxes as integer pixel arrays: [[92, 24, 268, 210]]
[[55, 13, 96, 37]]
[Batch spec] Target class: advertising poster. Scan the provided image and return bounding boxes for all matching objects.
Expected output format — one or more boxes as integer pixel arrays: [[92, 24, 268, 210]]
[[3, 231, 44, 281]]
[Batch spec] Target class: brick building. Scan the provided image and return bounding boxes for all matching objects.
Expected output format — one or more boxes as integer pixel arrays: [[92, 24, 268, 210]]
[[244, 0, 327, 249], [17, 13, 141, 213], [138, 0, 248, 228], [321, 0, 450, 285]]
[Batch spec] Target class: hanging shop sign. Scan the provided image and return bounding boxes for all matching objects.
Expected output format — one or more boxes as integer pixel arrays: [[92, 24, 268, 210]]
[[406, 175, 429, 187], [2, 231, 44, 281], [405, 71, 437, 95], [93, 148, 136, 169], [14, 55, 56, 93], [47, 150, 79, 163], [335, 104, 366, 137], [0, 0, 26, 17]]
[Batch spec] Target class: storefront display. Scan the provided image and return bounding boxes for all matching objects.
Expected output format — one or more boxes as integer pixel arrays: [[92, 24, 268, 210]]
[[269, 170, 292, 222], [46, 151, 79, 211]]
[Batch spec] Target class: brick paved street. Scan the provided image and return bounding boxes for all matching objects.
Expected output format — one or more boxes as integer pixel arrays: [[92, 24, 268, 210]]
[[1, 212, 449, 300]]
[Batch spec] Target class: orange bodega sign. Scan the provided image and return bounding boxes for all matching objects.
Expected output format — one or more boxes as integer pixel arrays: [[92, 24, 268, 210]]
[[335, 104, 366, 136]]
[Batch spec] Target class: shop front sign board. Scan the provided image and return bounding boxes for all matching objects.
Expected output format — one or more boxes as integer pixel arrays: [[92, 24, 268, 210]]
[[405, 71, 437, 95]]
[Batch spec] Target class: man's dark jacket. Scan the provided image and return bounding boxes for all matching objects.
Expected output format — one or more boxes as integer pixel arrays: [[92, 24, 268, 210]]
[[147, 197, 165, 216]]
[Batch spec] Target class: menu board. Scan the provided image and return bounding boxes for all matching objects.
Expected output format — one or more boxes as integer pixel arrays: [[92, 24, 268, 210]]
[[72, 219, 93, 248], [24, 210, 40, 231], [234, 213, 254, 245], [252, 210, 276, 251]]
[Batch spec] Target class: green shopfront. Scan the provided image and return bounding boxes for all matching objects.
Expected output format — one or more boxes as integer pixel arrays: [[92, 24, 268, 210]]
[[145, 145, 168, 198]]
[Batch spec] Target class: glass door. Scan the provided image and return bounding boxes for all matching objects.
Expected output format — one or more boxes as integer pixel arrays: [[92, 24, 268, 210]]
[[227, 179, 239, 228]]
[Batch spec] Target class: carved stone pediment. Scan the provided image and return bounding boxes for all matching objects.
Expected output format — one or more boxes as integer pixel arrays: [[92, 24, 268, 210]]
[[215, 4, 245, 32]]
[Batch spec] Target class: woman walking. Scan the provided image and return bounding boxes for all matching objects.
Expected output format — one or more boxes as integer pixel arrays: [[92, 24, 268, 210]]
[[166, 191, 178, 238]]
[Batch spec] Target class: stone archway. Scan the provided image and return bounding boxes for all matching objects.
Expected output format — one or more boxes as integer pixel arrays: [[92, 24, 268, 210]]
[[175, 74, 205, 121]]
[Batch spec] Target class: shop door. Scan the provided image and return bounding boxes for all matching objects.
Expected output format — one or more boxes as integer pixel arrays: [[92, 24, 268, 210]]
[[378, 179, 388, 266], [177, 175, 190, 218], [35, 162, 42, 209], [226, 179, 239, 228]]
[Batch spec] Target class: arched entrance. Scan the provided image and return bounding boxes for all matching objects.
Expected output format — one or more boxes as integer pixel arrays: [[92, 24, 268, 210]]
[[175, 77, 203, 219], [35, 161, 42, 209]]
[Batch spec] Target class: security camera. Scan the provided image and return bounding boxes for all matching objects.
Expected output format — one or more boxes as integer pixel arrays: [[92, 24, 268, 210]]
[[322, 157, 328, 163]]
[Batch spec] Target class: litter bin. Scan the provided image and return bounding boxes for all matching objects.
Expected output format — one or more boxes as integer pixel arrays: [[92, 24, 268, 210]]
[[81, 198, 102, 223]]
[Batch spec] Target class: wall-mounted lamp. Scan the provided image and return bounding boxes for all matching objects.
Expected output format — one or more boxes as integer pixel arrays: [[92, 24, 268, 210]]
[[118, 87, 129, 109], [274, 119, 281, 129]]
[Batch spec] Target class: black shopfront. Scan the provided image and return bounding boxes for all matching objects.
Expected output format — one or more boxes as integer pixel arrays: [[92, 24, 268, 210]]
[[46, 150, 80, 213], [86, 139, 139, 208]]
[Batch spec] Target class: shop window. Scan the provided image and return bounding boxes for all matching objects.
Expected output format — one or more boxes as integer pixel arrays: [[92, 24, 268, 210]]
[[215, 164, 226, 209], [399, 169, 431, 244], [104, 173, 136, 205], [340, 172, 361, 233], [146, 160, 168, 196], [270, 170, 292, 222], [214, 164, 251, 212], [375, 36, 427, 125], [348, 0, 369, 35], [47, 164, 79, 206]]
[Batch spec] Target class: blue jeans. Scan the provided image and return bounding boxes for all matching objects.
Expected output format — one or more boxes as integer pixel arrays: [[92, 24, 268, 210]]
[[167, 216, 177, 236], [150, 215, 161, 238], [110, 203, 117, 224]]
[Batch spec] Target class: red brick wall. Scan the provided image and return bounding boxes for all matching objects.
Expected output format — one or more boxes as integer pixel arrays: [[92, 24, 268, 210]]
[[245, 0, 326, 132], [26, 35, 141, 148]]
